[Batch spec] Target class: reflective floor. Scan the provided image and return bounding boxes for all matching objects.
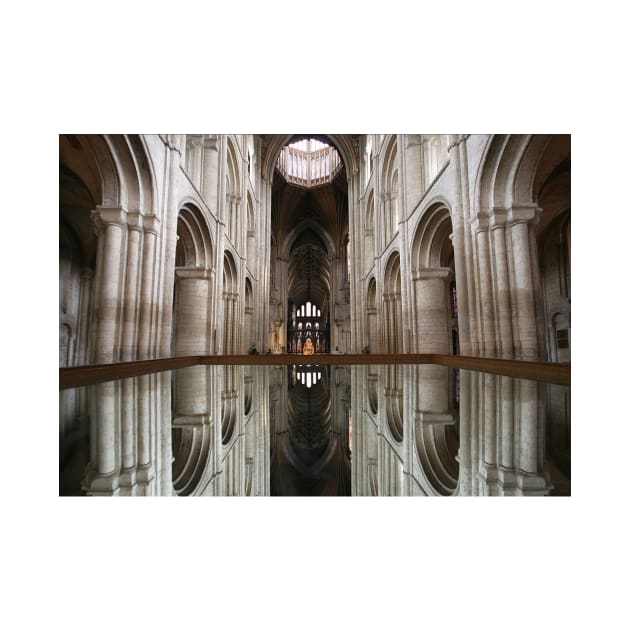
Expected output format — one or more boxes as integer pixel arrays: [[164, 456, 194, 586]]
[[59, 364, 570, 496]]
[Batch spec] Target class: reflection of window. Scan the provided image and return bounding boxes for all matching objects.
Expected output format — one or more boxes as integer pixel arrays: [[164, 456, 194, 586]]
[[296, 365, 322, 388]]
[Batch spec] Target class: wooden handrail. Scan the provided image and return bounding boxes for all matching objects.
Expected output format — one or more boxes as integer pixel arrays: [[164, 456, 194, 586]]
[[59, 354, 570, 390]]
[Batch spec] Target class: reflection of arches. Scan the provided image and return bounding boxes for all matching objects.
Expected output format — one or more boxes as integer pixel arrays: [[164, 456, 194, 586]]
[[412, 364, 459, 496], [172, 423, 212, 496], [222, 372, 238, 445]]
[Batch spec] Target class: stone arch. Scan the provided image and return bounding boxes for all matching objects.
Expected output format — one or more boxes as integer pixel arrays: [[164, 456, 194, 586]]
[[281, 219, 335, 260], [225, 137, 242, 244], [364, 189, 375, 273], [383, 250, 402, 353], [380, 136, 399, 244], [175, 202, 214, 269], [411, 200, 454, 270], [246, 191, 255, 268]]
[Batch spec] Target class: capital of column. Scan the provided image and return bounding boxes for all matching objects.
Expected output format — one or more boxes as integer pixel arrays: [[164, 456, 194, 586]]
[[203, 134, 219, 150], [412, 267, 452, 282], [175, 266, 211, 280], [471, 212, 489, 233], [91, 206, 128, 233], [222, 291, 239, 301], [507, 204, 542, 227], [488, 207, 508, 230], [142, 214, 161, 235], [127, 211, 144, 233]]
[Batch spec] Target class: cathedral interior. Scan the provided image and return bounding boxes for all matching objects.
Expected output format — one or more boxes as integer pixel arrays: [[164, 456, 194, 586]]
[[59, 134, 570, 497]]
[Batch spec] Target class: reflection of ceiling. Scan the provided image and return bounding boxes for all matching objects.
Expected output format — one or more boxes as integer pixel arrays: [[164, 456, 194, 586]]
[[289, 366, 331, 451]]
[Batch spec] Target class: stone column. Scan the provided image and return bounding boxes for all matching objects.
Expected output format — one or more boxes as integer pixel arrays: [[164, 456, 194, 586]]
[[489, 210, 514, 359], [470, 370, 480, 495], [412, 268, 451, 353], [119, 377, 137, 495], [518, 384, 536, 473], [87, 380, 119, 495], [136, 373, 154, 493], [121, 212, 143, 362], [137, 215, 160, 360], [481, 373, 498, 494], [86, 207, 127, 495], [91, 206, 127, 363], [458, 369, 472, 494], [498, 375, 515, 493], [201, 135, 220, 212], [174, 268, 210, 355], [509, 206, 542, 360], [473, 217, 496, 357]]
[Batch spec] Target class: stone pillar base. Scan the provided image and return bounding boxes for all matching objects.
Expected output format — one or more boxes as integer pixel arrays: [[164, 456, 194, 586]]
[[84, 470, 120, 496], [136, 463, 155, 496], [514, 470, 551, 496], [118, 467, 138, 496]]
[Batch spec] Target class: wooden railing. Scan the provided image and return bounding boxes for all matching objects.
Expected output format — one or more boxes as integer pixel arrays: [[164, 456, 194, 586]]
[[60, 354, 570, 389]]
